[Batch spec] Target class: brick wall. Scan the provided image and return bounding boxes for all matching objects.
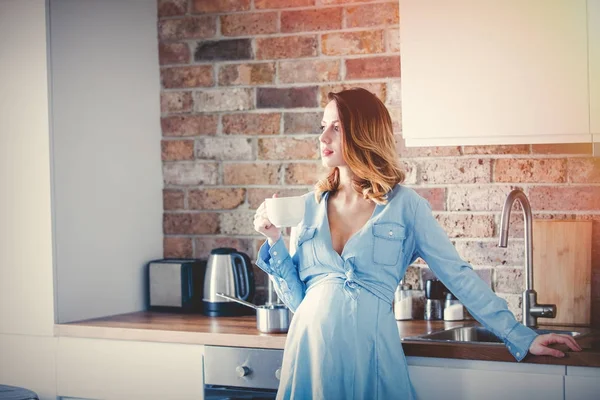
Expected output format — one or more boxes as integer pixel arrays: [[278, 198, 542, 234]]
[[157, 0, 599, 324]]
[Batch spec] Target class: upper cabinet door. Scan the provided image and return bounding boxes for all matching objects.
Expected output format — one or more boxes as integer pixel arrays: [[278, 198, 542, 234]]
[[590, 0, 600, 143], [400, 0, 591, 146]]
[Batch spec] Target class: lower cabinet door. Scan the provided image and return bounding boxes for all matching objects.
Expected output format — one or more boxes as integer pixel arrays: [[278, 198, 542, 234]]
[[565, 366, 600, 400], [57, 337, 204, 400], [407, 357, 565, 400]]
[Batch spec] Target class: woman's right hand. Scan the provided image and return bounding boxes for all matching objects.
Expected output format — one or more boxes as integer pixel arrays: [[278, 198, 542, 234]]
[[253, 195, 281, 245]]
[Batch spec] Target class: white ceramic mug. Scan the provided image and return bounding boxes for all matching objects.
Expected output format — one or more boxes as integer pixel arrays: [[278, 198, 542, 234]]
[[265, 196, 305, 228]]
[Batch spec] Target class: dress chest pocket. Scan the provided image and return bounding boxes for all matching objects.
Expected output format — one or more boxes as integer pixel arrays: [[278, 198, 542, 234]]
[[372, 222, 406, 266], [296, 226, 318, 271]]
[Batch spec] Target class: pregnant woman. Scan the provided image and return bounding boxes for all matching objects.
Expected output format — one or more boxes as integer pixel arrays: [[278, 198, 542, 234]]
[[253, 87, 581, 399]]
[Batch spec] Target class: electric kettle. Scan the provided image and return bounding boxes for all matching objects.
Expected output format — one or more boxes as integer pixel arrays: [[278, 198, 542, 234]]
[[202, 248, 255, 317]]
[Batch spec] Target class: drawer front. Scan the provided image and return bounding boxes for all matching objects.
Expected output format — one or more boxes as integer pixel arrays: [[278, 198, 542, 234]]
[[204, 346, 283, 390]]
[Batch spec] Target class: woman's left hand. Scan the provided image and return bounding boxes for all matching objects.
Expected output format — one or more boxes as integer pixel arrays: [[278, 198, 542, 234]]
[[528, 333, 582, 358]]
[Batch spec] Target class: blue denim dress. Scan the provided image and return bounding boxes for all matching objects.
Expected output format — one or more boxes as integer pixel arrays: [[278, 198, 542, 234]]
[[256, 185, 538, 400]]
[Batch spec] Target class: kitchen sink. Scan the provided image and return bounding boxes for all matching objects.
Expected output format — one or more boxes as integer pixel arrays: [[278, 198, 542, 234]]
[[403, 325, 587, 345]]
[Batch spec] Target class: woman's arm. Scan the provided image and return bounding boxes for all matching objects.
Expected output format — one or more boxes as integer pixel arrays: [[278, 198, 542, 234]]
[[255, 237, 305, 312], [410, 197, 538, 361], [253, 198, 306, 313]]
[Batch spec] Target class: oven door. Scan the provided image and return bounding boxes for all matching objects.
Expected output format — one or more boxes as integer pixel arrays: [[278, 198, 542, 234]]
[[203, 346, 283, 400]]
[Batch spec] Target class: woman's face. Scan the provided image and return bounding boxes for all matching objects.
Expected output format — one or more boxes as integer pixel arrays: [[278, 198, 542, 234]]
[[320, 100, 346, 168]]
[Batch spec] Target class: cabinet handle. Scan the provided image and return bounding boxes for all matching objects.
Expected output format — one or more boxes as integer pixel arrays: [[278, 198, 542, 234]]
[[275, 368, 281, 380]]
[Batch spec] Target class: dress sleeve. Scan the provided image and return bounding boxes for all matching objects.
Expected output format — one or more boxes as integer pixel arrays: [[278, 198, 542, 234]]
[[411, 197, 538, 361], [255, 237, 306, 313]]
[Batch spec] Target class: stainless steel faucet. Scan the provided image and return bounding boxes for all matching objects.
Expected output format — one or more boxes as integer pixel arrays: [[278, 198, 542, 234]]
[[498, 189, 556, 327]]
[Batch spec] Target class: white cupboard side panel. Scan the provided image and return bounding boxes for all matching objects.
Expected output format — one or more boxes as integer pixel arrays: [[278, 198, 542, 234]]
[[0, 0, 55, 336]]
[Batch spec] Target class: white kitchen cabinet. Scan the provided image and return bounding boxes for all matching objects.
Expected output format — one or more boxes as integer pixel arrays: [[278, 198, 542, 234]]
[[57, 337, 205, 400], [565, 366, 600, 400], [399, 0, 594, 147], [590, 0, 600, 146], [407, 356, 565, 400]]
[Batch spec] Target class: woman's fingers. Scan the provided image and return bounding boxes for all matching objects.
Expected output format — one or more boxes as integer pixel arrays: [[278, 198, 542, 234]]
[[548, 334, 582, 352], [530, 333, 583, 358]]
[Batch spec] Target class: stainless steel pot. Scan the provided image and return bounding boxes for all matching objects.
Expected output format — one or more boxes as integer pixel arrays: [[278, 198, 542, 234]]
[[216, 293, 292, 333]]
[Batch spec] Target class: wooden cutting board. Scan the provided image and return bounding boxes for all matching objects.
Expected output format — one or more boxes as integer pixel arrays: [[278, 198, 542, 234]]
[[532, 220, 592, 326]]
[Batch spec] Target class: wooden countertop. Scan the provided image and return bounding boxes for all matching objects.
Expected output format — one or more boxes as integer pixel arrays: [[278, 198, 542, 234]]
[[55, 311, 600, 367]]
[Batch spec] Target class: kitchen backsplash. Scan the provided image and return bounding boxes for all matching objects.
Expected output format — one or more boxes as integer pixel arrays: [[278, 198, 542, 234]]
[[157, 0, 599, 325]]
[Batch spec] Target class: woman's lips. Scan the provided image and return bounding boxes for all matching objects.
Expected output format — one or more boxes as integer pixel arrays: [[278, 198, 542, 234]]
[[322, 149, 333, 157]]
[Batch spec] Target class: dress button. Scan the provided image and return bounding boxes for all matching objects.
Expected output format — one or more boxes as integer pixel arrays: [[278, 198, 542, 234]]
[[516, 352, 521, 357], [277, 260, 281, 264], [273, 251, 278, 256], [388, 230, 393, 236]]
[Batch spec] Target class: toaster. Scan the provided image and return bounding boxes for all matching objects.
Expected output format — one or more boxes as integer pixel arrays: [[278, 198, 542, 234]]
[[146, 258, 206, 312]]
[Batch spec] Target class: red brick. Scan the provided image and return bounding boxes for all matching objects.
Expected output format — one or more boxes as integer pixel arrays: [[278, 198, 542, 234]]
[[279, 60, 340, 83], [161, 140, 195, 161], [192, 0, 250, 13], [224, 164, 282, 185], [530, 187, 600, 211], [158, 43, 190, 65], [194, 237, 255, 259], [281, 8, 342, 33], [532, 143, 593, 155], [255, 0, 314, 8], [284, 112, 321, 134], [345, 56, 400, 79], [163, 213, 220, 234], [218, 63, 275, 86], [346, 2, 399, 28], [568, 158, 600, 183], [256, 35, 317, 60], [401, 160, 417, 185], [418, 159, 491, 184], [163, 189, 185, 210], [158, 16, 216, 41], [161, 115, 218, 137], [163, 162, 219, 186], [387, 81, 401, 106], [194, 39, 252, 61], [388, 107, 402, 132], [257, 87, 318, 108], [387, 28, 400, 52], [247, 188, 309, 209], [321, 31, 385, 56], [324, 0, 378, 3], [222, 113, 281, 135], [164, 237, 193, 258], [221, 12, 278, 37], [463, 145, 530, 155], [161, 66, 214, 89], [493, 159, 567, 183], [395, 135, 460, 158], [161, 92, 193, 113], [196, 137, 253, 161], [285, 163, 328, 185], [189, 188, 246, 210], [435, 214, 495, 238], [259, 138, 319, 160], [414, 188, 446, 211], [193, 88, 254, 112], [319, 83, 386, 107], [158, 0, 187, 17]]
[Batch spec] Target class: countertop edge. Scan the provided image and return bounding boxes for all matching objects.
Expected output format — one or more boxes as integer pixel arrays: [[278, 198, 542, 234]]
[[54, 324, 287, 349]]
